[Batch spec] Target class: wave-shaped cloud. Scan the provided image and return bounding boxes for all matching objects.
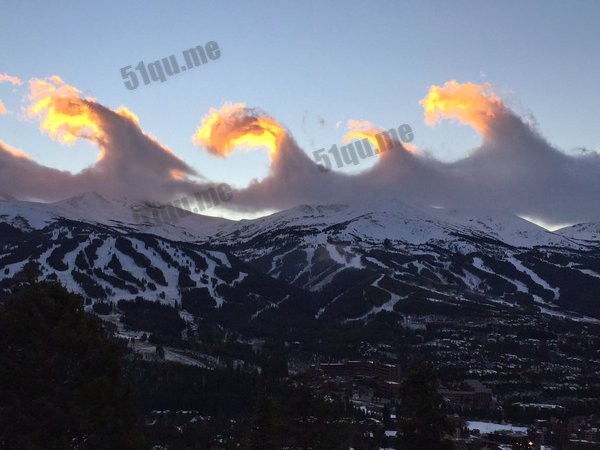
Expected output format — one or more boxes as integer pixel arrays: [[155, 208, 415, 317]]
[[1, 76, 220, 201], [189, 81, 600, 225], [0, 76, 598, 226]]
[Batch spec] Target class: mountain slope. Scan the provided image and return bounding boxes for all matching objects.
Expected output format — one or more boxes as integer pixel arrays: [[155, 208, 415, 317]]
[[0, 216, 319, 334], [209, 203, 600, 320], [0, 192, 231, 240], [1, 194, 600, 326], [556, 222, 600, 241]]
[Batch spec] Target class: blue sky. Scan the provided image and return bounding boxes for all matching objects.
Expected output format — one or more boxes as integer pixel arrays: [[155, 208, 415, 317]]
[[1, 0, 599, 190]]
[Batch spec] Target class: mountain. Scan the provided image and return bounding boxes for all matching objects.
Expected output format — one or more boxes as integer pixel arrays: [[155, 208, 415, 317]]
[[0, 194, 319, 335], [556, 222, 600, 241], [209, 202, 600, 320], [0, 191, 230, 240], [1, 193, 600, 334]]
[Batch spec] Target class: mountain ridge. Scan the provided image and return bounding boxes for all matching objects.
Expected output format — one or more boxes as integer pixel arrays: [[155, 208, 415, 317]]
[[1, 192, 600, 326]]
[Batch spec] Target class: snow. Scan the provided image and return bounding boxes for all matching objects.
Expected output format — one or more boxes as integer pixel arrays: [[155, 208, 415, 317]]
[[206, 250, 231, 268], [230, 271, 248, 286], [311, 266, 347, 292], [269, 247, 300, 275], [472, 257, 528, 293], [3, 193, 600, 324], [290, 247, 315, 285], [556, 222, 600, 241], [537, 306, 600, 324], [0, 192, 231, 241], [1, 193, 586, 250], [250, 295, 289, 320], [325, 243, 363, 269], [467, 421, 528, 435], [435, 207, 581, 249], [365, 256, 390, 269], [201, 251, 226, 307], [454, 269, 481, 290], [163, 348, 209, 367], [346, 275, 407, 321], [508, 255, 559, 300], [315, 291, 346, 319], [573, 268, 600, 279]]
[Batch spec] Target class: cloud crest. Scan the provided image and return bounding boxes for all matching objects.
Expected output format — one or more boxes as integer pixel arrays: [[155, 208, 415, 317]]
[[0, 77, 599, 226]]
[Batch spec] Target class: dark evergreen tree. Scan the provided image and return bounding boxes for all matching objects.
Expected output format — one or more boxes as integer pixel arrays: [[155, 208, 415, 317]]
[[278, 377, 354, 449], [397, 361, 455, 450], [0, 281, 144, 449], [247, 384, 279, 450]]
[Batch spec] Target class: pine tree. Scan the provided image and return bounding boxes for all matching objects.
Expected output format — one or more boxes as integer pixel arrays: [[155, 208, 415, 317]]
[[247, 384, 279, 450], [0, 281, 144, 449], [397, 361, 456, 450]]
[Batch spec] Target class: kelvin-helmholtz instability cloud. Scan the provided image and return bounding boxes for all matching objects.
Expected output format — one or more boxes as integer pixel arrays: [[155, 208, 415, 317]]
[[0, 75, 599, 227]]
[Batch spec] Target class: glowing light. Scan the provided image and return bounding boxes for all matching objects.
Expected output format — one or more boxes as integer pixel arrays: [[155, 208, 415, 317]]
[[343, 120, 384, 153], [169, 169, 187, 181], [116, 106, 140, 125], [343, 120, 417, 155], [192, 102, 286, 159], [27, 77, 104, 145], [420, 80, 504, 133]]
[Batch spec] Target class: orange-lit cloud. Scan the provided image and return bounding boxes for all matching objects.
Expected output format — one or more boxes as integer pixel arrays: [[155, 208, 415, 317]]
[[195, 83, 600, 226], [343, 120, 418, 155], [27, 76, 104, 145], [0, 101, 6, 115], [343, 120, 384, 153], [0, 73, 22, 85], [3, 75, 600, 227], [0, 139, 32, 160], [169, 169, 187, 181], [0, 75, 209, 202], [420, 80, 504, 134], [116, 105, 140, 125], [192, 103, 287, 159]]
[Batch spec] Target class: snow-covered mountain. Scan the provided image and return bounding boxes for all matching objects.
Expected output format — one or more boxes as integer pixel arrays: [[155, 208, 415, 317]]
[[206, 202, 600, 321], [1, 192, 600, 327], [212, 202, 580, 249], [556, 222, 600, 241], [0, 192, 230, 240]]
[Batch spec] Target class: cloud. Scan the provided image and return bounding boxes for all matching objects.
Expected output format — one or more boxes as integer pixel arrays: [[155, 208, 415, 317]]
[[192, 102, 287, 159], [420, 80, 504, 134], [191, 81, 600, 226], [342, 119, 384, 153], [0, 73, 23, 116], [0, 73, 22, 85], [414, 81, 600, 225], [27, 76, 105, 145], [0, 76, 218, 202], [190, 104, 416, 212], [0, 140, 32, 160], [1, 76, 599, 227]]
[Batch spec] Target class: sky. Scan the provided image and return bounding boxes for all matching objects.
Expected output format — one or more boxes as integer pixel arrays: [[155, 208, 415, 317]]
[[0, 0, 599, 228]]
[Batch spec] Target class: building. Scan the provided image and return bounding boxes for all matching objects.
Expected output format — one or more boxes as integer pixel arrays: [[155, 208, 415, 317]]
[[440, 379, 493, 412]]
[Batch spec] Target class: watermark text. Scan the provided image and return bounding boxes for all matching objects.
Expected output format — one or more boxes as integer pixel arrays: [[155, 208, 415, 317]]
[[121, 40, 221, 90]]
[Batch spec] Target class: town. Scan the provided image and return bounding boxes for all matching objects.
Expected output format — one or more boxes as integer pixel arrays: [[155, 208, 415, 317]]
[[112, 304, 600, 449]]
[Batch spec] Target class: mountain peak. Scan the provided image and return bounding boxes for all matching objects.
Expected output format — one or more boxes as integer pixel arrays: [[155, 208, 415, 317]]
[[556, 222, 600, 241], [52, 191, 113, 209]]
